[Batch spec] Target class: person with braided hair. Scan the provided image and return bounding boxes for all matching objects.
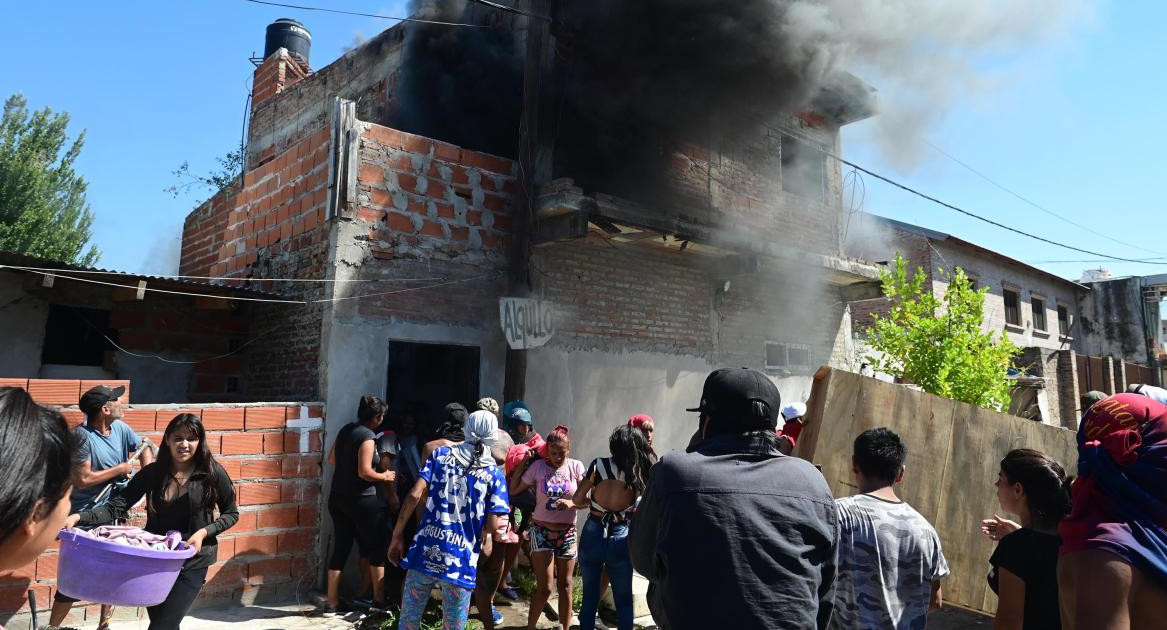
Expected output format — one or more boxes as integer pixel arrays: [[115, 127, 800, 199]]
[[389, 410, 510, 630], [987, 449, 1073, 630], [572, 424, 657, 630]]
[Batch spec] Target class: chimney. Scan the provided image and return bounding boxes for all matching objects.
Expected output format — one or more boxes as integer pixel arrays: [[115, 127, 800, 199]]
[[252, 19, 312, 109]]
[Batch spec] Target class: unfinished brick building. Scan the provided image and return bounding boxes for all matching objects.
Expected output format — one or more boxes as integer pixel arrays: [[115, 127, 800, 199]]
[[179, 15, 883, 464]]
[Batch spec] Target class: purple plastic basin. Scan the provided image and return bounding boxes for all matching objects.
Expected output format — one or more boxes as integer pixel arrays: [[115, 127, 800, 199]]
[[57, 530, 196, 606]]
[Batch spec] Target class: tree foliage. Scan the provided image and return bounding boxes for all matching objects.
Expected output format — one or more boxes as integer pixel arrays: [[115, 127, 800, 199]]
[[165, 148, 244, 200], [0, 94, 98, 266], [866, 253, 1020, 411]]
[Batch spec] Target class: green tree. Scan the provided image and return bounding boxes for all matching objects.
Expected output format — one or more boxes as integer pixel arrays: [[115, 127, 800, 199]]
[[0, 94, 99, 266], [866, 253, 1020, 411], [165, 147, 244, 200]]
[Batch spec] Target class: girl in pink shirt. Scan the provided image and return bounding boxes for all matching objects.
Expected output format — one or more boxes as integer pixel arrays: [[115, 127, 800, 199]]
[[511, 425, 586, 630]]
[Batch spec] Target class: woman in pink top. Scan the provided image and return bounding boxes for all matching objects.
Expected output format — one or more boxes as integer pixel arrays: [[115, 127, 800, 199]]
[[511, 425, 586, 630]]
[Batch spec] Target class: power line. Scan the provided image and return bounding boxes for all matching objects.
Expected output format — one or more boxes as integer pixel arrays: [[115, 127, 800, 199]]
[[770, 123, 1167, 266], [0, 264, 441, 284], [923, 140, 1167, 257], [1028, 258, 1167, 264], [6, 266, 502, 305], [240, 0, 490, 27]]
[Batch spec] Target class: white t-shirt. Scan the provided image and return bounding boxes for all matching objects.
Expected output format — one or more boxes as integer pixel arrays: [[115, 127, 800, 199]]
[[830, 494, 949, 630]]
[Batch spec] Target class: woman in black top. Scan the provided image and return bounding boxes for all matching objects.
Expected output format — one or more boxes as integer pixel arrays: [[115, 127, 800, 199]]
[[65, 413, 238, 630], [325, 395, 395, 610], [986, 449, 1072, 630]]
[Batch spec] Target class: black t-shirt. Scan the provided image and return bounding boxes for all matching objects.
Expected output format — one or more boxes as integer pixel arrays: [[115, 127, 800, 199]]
[[332, 422, 378, 498], [987, 529, 1062, 630]]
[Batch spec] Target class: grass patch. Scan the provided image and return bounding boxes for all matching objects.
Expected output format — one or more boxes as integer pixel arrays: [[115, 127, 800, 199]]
[[374, 603, 483, 630]]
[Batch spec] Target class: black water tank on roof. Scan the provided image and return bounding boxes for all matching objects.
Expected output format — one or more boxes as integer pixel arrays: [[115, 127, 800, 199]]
[[264, 18, 311, 63]]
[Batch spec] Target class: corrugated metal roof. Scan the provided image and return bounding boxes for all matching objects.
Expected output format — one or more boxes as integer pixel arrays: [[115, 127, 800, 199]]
[[0, 251, 286, 299]]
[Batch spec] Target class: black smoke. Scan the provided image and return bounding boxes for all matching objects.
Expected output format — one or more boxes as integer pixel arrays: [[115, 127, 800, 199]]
[[392, 0, 524, 158], [392, 0, 859, 202]]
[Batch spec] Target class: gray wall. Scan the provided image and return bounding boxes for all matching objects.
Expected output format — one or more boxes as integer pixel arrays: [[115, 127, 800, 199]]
[[0, 271, 47, 376]]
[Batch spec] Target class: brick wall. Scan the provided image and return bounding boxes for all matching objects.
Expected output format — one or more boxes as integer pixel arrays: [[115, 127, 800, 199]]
[[0, 380, 324, 629], [357, 123, 515, 264], [534, 235, 715, 355], [345, 123, 516, 327], [251, 50, 310, 113], [662, 115, 846, 258], [1057, 349, 1082, 429], [108, 304, 248, 403], [180, 125, 333, 402], [180, 127, 332, 284], [247, 26, 408, 168]]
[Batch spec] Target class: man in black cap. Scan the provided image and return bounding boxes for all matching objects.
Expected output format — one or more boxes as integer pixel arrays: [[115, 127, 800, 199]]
[[630, 367, 838, 629], [48, 384, 154, 629]]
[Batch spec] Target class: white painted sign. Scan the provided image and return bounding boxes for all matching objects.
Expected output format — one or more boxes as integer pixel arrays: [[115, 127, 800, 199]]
[[500, 297, 556, 349]]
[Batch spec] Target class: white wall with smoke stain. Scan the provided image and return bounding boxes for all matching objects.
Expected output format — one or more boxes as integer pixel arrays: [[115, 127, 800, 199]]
[[524, 347, 820, 466]]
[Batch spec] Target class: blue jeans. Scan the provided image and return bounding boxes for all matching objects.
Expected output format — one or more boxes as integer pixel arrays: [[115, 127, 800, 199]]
[[577, 517, 634, 630]]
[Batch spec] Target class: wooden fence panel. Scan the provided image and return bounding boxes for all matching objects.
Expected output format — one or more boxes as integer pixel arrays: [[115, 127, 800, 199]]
[[796, 368, 1077, 616]]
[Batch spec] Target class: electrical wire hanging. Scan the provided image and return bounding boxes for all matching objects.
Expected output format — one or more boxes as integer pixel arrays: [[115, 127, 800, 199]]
[[769, 122, 1167, 267], [0, 264, 442, 284], [4, 266, 502, 305], [923, 140, 1167, 258], [240, 0, 490, 27]]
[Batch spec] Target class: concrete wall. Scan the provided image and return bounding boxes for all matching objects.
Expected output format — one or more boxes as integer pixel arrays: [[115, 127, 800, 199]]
[[524, 348, 814, 464], [929, 240, 1083, 351], [1077, 277, 1155, 365], [0, 271, 47, 375], [0, 272, 251, 404]]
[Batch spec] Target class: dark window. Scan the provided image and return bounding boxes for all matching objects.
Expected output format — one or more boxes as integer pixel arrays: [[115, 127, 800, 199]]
[[1058, 304, 1070, 336], [1031, 297, 1047, 331], [765, 341, 811, 370], [765, 342, 787, 368], [41, 305, 116, 366], [780, 136, 826, 202], [387, 341, 481, 434], [1003, 289, 1021, 326]]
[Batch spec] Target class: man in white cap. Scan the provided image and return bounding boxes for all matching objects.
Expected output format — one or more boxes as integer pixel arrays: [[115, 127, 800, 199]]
[[776, 401, 807, 455]]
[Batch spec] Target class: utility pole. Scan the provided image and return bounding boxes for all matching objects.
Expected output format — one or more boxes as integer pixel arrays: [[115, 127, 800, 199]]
[[504, 0, 553, 403]]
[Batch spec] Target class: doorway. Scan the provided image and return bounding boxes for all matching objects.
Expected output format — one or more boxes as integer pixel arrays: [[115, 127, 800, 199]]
[[386, 341, 481, 435]]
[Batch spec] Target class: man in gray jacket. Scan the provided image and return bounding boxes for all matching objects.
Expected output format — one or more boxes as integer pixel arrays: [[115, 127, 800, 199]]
[[630, 367, 838, 629]]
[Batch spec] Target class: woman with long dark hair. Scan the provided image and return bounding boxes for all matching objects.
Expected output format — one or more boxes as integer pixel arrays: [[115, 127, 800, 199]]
[[0, 387, 78, 572], [65, 413, 238, 630], [572, 425, 656, 630], [986, 448, 1072, 630], [326, 395, 395, 610]]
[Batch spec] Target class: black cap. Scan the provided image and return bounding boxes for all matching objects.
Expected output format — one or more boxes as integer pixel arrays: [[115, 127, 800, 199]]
[[687, 367, 781, 430], [78, 385, 126, 417]]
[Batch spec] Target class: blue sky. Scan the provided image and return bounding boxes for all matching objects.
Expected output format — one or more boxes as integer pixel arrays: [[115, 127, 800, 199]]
[[2, 1, 1163, 281]]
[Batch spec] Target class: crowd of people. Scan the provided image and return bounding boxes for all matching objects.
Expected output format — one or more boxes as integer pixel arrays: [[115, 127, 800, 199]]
[[2, 373, 1167, 630]]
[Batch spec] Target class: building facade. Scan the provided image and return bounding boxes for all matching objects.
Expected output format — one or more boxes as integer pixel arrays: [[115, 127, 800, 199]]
[[178, 17, 882, 464], [847, 215, 1088, 428]]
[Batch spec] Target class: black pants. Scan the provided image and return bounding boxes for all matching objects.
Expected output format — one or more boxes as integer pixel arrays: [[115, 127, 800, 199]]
[[146, 565, 207, 630], [328, 493, 388, 569]]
